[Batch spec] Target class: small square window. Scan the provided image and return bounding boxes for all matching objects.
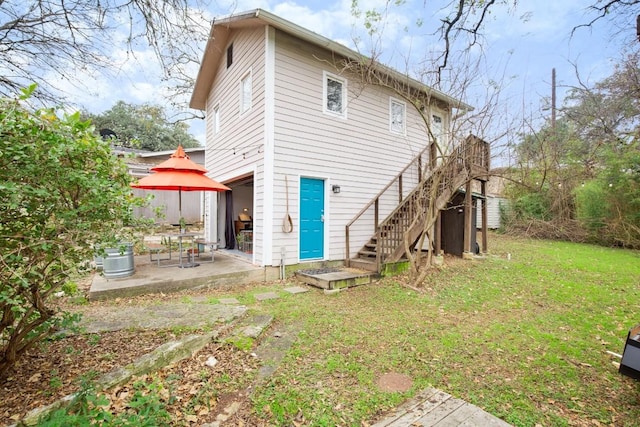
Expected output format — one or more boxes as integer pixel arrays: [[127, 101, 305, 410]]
[[323, 72, 346, 117], [240, 72, 252, 114], [390, 98, 406, 134], [226, 44, 233, 68]]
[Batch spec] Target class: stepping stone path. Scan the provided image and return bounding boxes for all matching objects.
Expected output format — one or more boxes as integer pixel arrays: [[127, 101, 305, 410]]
[[254, 291, 280, 301], [283, 286, 309, 294]]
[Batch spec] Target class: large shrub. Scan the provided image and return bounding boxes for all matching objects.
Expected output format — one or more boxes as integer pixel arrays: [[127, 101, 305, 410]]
[[575, 181, 608, 233], [0, 86, 142, 378]]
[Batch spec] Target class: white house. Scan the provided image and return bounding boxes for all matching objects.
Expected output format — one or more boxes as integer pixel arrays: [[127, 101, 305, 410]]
[[189, 9, 488, 270]]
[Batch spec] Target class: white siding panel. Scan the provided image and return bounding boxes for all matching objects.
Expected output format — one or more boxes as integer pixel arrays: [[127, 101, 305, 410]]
[[477, 196, 508, 230], [204, 26, 267, 265], [271, 29, 431, 262]]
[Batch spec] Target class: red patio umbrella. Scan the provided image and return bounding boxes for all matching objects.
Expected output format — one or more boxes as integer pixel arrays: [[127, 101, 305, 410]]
[[131, 145, 230, 220]]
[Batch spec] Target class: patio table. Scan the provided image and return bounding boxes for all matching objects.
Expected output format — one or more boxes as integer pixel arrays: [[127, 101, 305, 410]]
[[158, 232, 202, 268]]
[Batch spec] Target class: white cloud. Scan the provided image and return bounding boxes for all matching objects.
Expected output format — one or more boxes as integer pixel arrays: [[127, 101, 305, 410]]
[[33, 0, 631, 148]]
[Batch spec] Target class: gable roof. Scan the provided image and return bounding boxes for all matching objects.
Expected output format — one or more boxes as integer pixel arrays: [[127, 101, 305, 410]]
[[189, 8, 472, 112]]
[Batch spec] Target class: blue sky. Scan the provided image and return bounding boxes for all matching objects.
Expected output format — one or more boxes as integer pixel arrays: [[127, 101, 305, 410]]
[[57, 0, 632, 158]]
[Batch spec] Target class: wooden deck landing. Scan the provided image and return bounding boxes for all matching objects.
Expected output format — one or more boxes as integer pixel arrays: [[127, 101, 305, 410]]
[[295, 268, 375, 290], [372, 388, 511, 427]]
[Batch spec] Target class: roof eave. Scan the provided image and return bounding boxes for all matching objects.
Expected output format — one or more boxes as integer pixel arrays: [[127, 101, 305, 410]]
[[189, 8, 473, 112]]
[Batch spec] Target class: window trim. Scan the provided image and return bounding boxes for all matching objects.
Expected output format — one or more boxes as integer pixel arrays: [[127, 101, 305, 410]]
[[323, 71, 347, 118], [240, 70, 252, 115], [430, 112, 444, 144], [226, 43, 233, 68], [389, 97, 406, 135]]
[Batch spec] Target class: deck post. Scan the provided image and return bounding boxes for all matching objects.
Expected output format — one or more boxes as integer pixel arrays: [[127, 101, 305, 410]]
[[481, 181, 488, 253], [435, 210, 442, 261], [463, 180, 473, 259]]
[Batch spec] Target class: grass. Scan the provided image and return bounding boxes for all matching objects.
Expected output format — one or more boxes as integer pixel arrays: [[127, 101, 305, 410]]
[[240, 233, 640, 426]]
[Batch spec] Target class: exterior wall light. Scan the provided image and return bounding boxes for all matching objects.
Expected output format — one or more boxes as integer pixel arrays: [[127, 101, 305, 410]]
[[332, 185, 341, 194]]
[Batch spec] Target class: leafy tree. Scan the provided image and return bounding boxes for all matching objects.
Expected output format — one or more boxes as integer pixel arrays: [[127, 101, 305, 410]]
[[85, 101, 201, 151], [0, 86, 146, 378], [506, 53, 640, 247]]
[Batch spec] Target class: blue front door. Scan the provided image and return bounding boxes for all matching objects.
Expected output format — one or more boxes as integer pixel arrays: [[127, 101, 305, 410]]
[[300, 177, 324, 260]]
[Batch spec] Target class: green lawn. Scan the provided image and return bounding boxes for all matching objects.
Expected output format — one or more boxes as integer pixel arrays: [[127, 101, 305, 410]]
[[237, 233, 640, 426]]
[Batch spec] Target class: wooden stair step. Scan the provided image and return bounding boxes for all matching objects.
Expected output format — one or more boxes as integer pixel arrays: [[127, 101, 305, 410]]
[[357, 250, 377, 257]]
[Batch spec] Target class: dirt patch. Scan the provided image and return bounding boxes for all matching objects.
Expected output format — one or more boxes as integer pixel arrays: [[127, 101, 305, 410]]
[[0, 329, 174, 425], [0, 326, 268, 426], [376, 372, 413, 393]]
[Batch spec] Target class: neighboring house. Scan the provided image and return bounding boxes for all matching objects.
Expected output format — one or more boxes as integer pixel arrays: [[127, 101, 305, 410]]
[[190, 9, 490, 271], [474, 170, 509, 230], [123, 146, 206, 224]]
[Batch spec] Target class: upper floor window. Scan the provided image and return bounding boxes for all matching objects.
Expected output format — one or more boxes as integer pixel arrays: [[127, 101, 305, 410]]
[[213, 104, 220, 134], [240, 71, 252, 114], [323, 71, 346, 118], [431, 114, 443, 143], [390, 98, 406, 134], [226, 44, 233, 68]]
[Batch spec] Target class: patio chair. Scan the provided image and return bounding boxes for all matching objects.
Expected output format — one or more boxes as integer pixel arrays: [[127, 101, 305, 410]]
[[194, 239, 217, 263], [145, 242, 172, 266]]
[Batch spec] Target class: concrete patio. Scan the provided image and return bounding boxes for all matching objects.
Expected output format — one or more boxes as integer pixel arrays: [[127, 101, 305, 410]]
[[89, 249, 280, 300]]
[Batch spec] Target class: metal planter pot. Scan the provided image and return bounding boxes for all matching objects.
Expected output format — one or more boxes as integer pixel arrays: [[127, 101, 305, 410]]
[[102, 243, 135, 279]]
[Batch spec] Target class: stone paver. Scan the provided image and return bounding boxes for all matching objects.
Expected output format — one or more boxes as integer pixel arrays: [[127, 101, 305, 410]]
[[254, 291, 280, 301], [283, 286, 309, 294], [219, 297, 240, 304], [239, 314, 274, 339], [78, 303, 247, 333], [254, 321, 303, 380]]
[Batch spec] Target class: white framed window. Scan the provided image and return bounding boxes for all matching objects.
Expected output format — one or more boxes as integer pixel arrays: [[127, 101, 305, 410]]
[[240, 71, 252, 114], [323, 71, 346, 118], [431, 113, 443, 144], [390, 98, 406, 134], [213, 104, 220, 134]]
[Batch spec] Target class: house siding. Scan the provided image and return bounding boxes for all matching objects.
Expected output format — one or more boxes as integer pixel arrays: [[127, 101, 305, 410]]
[[204, 26, 266, 262], [269, 29, 436, 264], [199, 19, 458, 267], [477, 195, 508, 230]]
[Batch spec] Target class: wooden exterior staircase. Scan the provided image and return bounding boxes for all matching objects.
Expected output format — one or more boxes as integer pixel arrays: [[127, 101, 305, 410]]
[[346, 135, 490, 273]]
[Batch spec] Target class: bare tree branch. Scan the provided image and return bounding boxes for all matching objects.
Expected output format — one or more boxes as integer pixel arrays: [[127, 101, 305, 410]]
[[0, 0, 212, 112]]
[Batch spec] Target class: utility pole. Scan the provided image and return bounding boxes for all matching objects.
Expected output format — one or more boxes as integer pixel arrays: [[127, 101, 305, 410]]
[[551, 67, 556, 132]]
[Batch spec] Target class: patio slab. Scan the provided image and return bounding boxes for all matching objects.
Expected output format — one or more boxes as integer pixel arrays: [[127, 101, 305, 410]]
[[89, 250, 279, 300]]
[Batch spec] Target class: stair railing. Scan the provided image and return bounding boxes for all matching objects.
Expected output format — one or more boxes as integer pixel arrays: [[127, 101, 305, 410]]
[[345, 145, 429, 264], [346, 135, 490, 271]]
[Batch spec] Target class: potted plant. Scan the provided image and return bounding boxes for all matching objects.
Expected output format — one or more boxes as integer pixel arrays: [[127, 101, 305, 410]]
[[236, 232, 245, 251], [179, 217, 187, 234], [97, 211, 155, 279]]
